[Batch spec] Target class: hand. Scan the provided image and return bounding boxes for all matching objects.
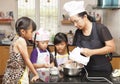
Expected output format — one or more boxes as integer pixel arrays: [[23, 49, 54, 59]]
[[81, 48, 93, 57], [65, 60, 73, 64], [44, 64, 51, 68], [49, 63, 54, 68], [31, 74, 39, 83]]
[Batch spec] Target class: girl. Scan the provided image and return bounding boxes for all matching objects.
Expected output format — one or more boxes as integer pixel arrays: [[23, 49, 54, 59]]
[[2, 17, 39, 84], [30, 28, 54, 82], [52, 32, 72, 69]]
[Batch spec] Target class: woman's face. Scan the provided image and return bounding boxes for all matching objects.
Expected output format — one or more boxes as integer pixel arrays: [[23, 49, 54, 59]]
[[55, 41, 67, 54], [37, 41, 49, 50], [70, 15, 86, 30]]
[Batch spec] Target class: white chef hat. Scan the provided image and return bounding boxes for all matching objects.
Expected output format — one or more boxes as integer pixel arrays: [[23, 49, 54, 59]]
[[35, 28, 50, 41], [63, 0, 85, 16]]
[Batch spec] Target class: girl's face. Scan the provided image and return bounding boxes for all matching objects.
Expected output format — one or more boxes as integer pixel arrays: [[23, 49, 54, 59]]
[[70, 15, 86, 30], [55, 41, 67, 54], [37, 41, 49, 50], [20, 25, 33, 40]]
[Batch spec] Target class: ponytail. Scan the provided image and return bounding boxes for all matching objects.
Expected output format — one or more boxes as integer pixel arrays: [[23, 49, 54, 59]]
[[78, 11, 96, 22], [33, 33, 37, 49]]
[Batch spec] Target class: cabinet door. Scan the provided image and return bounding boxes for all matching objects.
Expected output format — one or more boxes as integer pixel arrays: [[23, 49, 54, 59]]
[[0, 46, 9, 75], [111, 57, 120, 70]]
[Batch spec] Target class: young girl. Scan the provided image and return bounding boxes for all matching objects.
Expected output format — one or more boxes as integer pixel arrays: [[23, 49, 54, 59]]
[[52, 32, 72, 69], [30, 28, 54, 82], [2, 17, 39, 84]]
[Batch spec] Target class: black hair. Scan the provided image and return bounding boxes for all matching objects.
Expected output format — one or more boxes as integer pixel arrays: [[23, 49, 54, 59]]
[[53, 32, 69, 67], [78, 11, 96, 22], [33, 33, 37, 49], [15, 16, 36, 36]]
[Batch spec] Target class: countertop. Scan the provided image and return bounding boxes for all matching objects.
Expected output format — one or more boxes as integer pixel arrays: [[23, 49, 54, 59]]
[[30, 70, 120, 84]]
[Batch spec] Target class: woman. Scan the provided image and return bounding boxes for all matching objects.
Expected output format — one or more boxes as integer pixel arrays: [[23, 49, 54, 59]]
[[63, 1, 115, 73]]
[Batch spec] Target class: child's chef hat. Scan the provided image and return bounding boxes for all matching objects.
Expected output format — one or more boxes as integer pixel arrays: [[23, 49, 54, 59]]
[[63, 0, 85, 16], [35, 28, 50, 41]]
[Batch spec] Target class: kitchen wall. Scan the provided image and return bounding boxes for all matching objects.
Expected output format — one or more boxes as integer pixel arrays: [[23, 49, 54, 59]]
[[0, 0, 17, 34], [0, 0, 120, 54], [59, 0, 120, 55], [103, 9, 120, 54], [59, 0, 102, 33]]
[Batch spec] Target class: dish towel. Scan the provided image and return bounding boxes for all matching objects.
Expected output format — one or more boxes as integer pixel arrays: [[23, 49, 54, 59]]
[[69, 47, 90, 65]]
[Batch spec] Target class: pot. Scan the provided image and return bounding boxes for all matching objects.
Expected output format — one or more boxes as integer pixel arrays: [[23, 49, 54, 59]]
[[63, 63, 84, 76]]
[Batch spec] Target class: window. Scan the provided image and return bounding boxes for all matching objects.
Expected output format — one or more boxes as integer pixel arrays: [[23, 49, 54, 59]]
[[18, 0, 35, 21], [18, 0, 58, 36]]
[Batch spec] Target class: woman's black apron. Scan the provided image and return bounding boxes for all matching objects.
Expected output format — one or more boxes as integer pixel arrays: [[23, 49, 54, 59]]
[[74, 22, 112, 73]]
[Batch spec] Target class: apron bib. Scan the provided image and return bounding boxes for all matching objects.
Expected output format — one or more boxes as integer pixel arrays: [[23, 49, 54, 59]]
[[76, 23, 112, 72], [19, 67, 29, 84], [36, 48, 50, 82]]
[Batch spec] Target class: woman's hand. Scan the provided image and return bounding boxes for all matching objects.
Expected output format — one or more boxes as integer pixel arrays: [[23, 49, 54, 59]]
[[31, 74, 39, 83], [81, 48, 93, 57]]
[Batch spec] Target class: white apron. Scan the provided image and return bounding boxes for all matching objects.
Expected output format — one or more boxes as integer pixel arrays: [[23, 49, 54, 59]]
[[36, 48, 50, 82]]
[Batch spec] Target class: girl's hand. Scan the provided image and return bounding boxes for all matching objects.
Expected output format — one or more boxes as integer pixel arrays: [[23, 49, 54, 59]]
[[49, 63, 54, 68], [31, 74, 39, 83], [65, 60, 73, 64], [44, 64, 51, 68]]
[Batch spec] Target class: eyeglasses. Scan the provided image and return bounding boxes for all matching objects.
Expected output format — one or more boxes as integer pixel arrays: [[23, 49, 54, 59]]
[[71, 19, 81, 24]]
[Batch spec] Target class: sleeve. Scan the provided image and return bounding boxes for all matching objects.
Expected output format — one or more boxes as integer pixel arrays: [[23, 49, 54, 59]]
[[99, 24, 113, 42], [30, 48, 38, 63]]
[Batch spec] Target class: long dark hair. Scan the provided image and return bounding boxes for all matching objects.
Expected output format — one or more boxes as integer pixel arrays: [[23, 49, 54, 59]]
[[78, 11, 96, 22], [53, 32, 69, 67]]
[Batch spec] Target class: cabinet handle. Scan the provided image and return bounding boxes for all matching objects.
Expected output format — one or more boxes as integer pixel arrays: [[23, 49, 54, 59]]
[[4, 46, 9, 49]]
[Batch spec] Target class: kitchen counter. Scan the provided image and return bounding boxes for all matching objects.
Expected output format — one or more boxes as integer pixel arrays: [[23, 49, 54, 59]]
[[0, 45, 120, 77], [30, 70, 120, 84]]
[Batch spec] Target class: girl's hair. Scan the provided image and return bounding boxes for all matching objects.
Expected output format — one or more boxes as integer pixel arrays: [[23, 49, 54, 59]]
[[53, 32, 69, 67], [15, 16, 36, 36], [78, 11, 96, 22], [33, 33, 37, 48]]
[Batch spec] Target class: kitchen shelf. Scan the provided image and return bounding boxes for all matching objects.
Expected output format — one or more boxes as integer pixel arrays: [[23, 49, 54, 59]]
[[93, 6, 120, 9], [61, 20, 73, 25], [0, 18, 13, 24]]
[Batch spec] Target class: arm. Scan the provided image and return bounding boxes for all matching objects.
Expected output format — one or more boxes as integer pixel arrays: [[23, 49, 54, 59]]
[[33, 63, 52, 68], [16, 38, 39, 81], [81, 39, 115, 57], [81, 24, 115, 57], [32, 51, 54, 68]]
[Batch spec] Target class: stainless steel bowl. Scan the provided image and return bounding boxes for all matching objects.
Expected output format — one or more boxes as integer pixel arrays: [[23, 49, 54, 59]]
[[63, 63, 84, 76]]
